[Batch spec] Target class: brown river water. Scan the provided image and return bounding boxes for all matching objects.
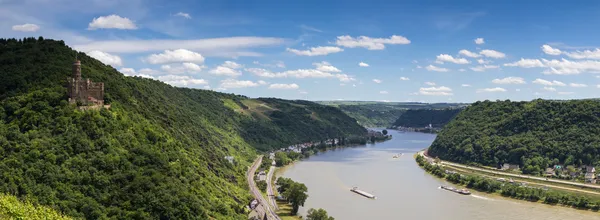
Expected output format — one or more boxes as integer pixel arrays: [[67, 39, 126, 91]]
[[276, 130, 600, 220]]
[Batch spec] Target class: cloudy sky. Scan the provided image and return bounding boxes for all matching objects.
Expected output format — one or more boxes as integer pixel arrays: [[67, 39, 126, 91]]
[[3, 0, 600, 103]]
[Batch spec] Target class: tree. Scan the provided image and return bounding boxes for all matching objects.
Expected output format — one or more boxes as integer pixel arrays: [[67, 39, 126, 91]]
[[276, 177, 293, 195], [283, 182, 308, 215], [306, 208, 335, 220], [382, 129, 388, 135], [257, 180, 267, 192]]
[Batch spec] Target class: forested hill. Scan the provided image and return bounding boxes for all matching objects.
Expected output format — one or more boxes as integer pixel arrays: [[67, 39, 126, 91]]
[[428, 99, 600, 173], [0, 38, 366, 219], [391, 108, 462, 128]]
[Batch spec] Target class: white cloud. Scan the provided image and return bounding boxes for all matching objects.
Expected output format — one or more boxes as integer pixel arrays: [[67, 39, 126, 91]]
[[477, 87, 507, 93], [436, 54, 470, 64], [532, 78, 566, 86], [480, 49, 506, 58], [558, 91, 574, 95], [146, 49, 205, 64], [12, 23, 40, 32], [359, 62, 370, 67], [175, 12, 191, 19], [207, 61, 243, 77], [119, 68, 136, 76], [86, 50, 123, 66], [269, 83, 299, 90], [73, 37, 285, 54], [161, 63, 205, 74], [158, 75, 208, 87], [597, 84, 600, 88], [286, 46, 343, 56], [492, 77, 526, 84], [400, 77, 410, 81], [477, 59, 490, 64], [222, 61, 243, 69], [541, 45, 561, 55], [474, 38, 485, 45], [335, 35, 411, 50], [379, 91, 389, 94], [461, 84, 471, 87], [219, 79, 261, 89], [418, 86, 453, 96], [504, 58, 545, 68], [254, 61, 285, 68], [88, 14, 137, 30], [543, 86, 557, 91], [458, 68, 466, 72], [564, 49, 600, 60], [313, 61, 342, 72], [426, 65, 449, 72], [515, 89, 521, 92], [540, 58, 600, 75], [373, 79, 382, 84], [119, 68, 156, 79], [569, 83, 587, 88], [209, 66, 241, 77], [459, 49, 481, 58], [245, 68, 355, 82], [470, 65, 499, 72], [425, 81, 436, 86], [258, 80, 268, 85]]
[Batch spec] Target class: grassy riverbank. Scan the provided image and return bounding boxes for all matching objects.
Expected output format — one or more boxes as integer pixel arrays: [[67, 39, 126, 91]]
[[416, 154, 600, 212]]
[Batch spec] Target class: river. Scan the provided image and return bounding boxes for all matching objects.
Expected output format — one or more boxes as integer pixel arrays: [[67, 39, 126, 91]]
[[276, 130, 600, 220]]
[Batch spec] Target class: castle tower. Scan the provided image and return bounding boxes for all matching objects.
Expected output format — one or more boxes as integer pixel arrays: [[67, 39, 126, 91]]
[[73, 60, 81, 79]]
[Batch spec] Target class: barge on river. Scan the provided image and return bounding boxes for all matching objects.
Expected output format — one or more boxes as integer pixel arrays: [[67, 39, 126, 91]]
[[440, 185, 471, 195], [350, 187, 377, 199]]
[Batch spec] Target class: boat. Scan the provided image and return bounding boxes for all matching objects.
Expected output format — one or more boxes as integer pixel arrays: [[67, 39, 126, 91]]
[[440, 185, 471, 195], [392, 154, 398, 158], [350, 187, 377, 199], [392, 153, 402, 158]]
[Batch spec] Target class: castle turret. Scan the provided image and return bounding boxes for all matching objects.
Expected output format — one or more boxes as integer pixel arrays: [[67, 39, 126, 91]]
[[73, 60, 81, 79]]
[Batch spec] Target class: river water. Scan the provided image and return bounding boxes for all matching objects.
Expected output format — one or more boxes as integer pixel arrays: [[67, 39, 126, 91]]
[[276, 130, 600, 220]]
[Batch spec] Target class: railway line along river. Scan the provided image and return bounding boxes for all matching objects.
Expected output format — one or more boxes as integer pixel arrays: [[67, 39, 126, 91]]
[[275, 129, 600, 220]]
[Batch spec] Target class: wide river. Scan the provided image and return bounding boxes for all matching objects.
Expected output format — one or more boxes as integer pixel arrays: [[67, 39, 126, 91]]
[[276, 130, 600, 220]]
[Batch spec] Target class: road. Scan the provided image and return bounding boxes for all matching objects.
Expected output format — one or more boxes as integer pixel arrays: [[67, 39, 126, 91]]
[[248, 156, 280, 220], [266, 166, 278, 211], [419, 151, 600, 191]]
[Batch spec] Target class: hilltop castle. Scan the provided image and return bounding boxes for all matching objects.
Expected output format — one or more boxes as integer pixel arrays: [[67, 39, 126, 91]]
[[67, 59, 105, 106]]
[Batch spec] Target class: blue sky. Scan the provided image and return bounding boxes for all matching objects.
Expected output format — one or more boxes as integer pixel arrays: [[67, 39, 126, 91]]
[[3, 0, 600, 103]]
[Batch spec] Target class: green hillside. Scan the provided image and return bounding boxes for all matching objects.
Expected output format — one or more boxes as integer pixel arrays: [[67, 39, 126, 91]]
[[428, 99, 600, 173], [0, 38, 366, 219], [391, 108, 462, 128]]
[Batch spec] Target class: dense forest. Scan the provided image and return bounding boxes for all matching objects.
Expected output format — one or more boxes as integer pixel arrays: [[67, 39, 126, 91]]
[[391, 108, 462, 128], [0, 38, 366, 219], [428, 99, 600, 173]]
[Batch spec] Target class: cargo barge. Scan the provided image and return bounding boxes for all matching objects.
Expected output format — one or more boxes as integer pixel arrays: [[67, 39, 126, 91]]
[[350, 187, 377, 199], [440, 185, 471, 195]]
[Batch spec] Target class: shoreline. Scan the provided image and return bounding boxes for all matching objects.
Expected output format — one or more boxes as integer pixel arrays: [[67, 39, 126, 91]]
[[415, 150, 600, 212]]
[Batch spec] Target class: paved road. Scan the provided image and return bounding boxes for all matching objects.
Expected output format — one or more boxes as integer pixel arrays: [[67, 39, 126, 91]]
[[266, 166, 279, 211], [248, 156, 280, 220], [419, 151, 600, 191]]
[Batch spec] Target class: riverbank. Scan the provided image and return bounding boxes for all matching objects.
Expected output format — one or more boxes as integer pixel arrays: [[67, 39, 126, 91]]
[[415, 152, 600, 212]]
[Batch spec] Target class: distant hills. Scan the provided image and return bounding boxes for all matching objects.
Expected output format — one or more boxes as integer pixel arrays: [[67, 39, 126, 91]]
[[317, 101, 467, 127], [0, 38, 366, 219], [391, 108, 462, 129]]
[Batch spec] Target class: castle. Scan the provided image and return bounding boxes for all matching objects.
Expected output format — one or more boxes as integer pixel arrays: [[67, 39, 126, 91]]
[[67, 59, 105, 106]]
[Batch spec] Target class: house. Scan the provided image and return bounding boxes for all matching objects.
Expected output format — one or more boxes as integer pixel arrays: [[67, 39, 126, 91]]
[[585, 165, 596, 173], [544, 168, 555, 177], [502, 163, 520, 171], [585, 173, 596, 184]]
